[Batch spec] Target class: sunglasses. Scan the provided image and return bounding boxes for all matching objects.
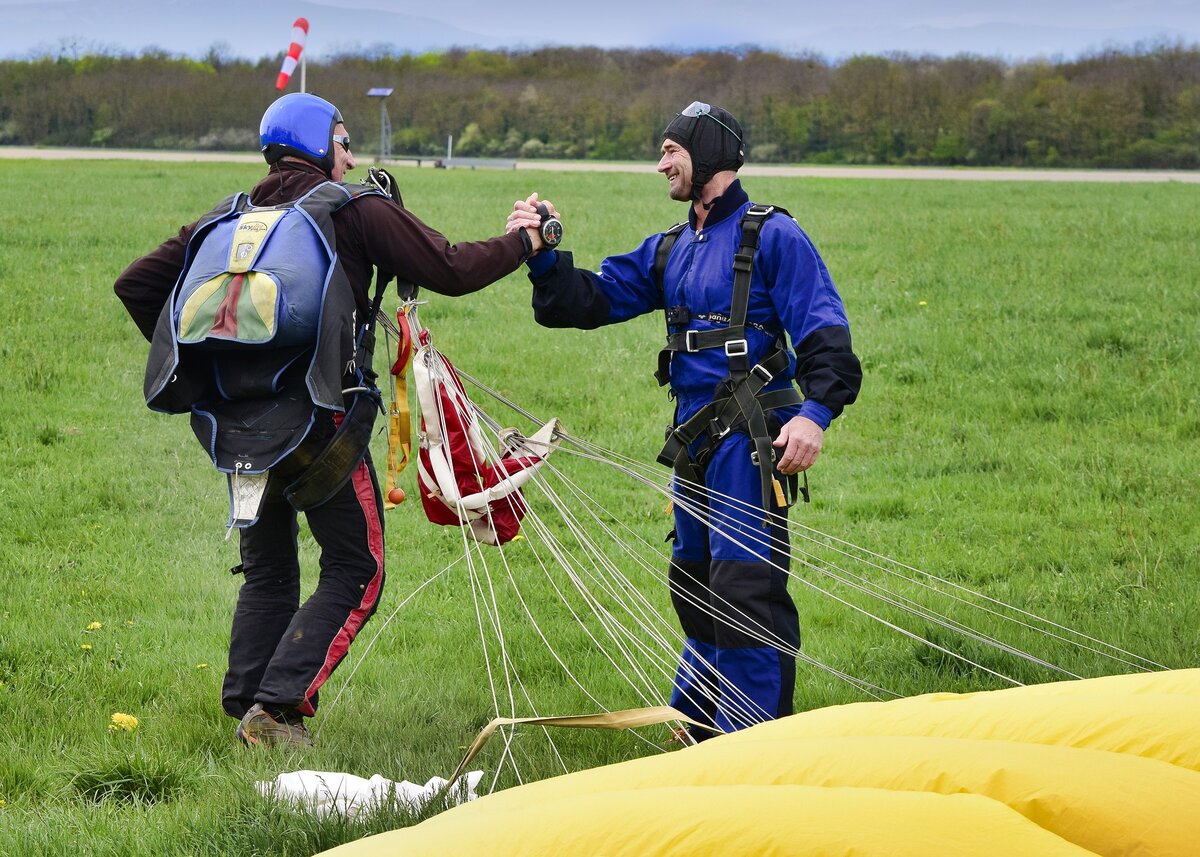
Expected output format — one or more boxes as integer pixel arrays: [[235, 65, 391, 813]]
[[333, 134, 351, 153], [679, 101, 742, 142]]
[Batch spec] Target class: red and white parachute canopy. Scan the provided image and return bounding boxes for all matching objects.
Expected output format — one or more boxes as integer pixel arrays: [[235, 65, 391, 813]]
[[275, 17, 309, 91], [395, 306, 560, 546]]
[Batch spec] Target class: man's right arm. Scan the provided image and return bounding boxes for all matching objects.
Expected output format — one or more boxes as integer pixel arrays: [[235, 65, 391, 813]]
[[525, 230, 672, 330], [527, 251, 611, 329]]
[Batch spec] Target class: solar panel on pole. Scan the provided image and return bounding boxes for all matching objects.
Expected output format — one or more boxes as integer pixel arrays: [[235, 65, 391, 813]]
[[366, 88, 394, 161]]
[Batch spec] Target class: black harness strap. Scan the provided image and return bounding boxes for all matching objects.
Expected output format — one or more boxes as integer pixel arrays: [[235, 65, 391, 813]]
[[654, 204, 807, 523], [653, 222, 688, 386], [285, 172, 410, 511]]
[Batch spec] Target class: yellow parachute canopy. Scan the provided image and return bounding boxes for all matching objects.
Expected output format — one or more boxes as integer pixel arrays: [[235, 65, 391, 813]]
[[318, 668, 1200, 856]]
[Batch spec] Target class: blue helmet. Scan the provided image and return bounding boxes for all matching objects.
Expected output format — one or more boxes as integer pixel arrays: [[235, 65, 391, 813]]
[[260, 93, 343, 175]]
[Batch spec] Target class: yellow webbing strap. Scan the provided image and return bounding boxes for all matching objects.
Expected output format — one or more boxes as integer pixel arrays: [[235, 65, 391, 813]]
[[447, 706, 718, 786], [383, 307, 415, 510], [382, 371, 411, 510]]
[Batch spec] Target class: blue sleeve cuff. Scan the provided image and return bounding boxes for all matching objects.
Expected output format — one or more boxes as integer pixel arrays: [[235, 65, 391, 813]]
[[799, 400, 833, 430], [525, 249, 558, 277]]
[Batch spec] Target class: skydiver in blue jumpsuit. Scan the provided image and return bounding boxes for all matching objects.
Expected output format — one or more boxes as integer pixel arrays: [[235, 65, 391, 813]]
[[508, 103, 862, 739]]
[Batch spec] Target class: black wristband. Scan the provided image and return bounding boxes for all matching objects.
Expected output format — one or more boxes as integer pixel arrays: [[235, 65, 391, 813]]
[[516, 227, 534, 260]]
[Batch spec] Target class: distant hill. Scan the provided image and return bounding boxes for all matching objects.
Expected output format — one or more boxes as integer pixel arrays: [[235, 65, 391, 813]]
[[1, 0, 1196, 62], [0, 0, 505, 60]]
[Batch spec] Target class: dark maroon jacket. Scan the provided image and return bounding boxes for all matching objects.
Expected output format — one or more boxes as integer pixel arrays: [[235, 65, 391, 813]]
[[114, 159, 527, 341]]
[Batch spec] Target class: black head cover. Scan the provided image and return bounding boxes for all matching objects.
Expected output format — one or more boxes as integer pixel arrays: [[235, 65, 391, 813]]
[[663, 102, 745, 199]]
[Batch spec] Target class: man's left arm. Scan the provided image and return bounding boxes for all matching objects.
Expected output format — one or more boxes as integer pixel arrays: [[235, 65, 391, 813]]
[[762, 220, 863, 475]]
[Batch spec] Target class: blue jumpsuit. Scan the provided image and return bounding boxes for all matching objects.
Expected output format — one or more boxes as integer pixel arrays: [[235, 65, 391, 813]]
[[530, 181, 861, 734]]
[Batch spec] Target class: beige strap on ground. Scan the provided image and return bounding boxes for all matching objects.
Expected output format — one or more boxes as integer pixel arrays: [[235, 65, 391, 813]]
[[447, 706, 717, 787]]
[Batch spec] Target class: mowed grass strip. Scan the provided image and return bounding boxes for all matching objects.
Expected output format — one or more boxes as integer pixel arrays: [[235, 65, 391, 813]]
[[0, 160, 1196, 855]]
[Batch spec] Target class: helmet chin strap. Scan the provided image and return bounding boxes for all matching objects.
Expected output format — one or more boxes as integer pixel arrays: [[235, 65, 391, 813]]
[[694, 171, 725, 208]]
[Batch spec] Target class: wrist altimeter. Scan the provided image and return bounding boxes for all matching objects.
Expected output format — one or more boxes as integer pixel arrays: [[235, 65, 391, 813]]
[[536, 203, 563, 249]]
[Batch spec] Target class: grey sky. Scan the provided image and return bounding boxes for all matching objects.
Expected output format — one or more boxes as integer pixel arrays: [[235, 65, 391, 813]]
[[0, 0, 1197, 61]]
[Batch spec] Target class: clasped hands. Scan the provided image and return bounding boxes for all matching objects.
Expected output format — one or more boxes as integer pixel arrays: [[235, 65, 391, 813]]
[[506, 193, 559, 255]]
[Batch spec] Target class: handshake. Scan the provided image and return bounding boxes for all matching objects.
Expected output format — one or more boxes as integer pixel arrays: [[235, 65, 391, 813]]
[[505, 193, 562, 256]]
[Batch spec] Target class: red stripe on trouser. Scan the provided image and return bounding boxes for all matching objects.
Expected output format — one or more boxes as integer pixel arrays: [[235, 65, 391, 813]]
[[298, 457, 384, 715]]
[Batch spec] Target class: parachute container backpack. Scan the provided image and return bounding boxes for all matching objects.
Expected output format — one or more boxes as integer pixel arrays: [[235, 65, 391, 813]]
[[143, 181, 384, 530], [177, 203, 321, 349]]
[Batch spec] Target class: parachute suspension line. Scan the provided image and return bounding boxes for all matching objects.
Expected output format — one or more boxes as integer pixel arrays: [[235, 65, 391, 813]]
[[518, 471, 726, 723], [530, 451, 897, 710], [314, 556, 462, 740], [418, 333, 675, 782], [786, 521, 1169, 673], [531, 445, 902, 698], [463, 524, 552, 790], [463, 394, 763, 740], [443, 383, 523, 788], [465, 401, 692, 713], [502, 407, 1161, 677], [528, 455, 870, 719], [467, 408, 1049, 695], [552, 441, 1113, 686], [509, 438, 897, 701], [515, 501, 663, 706], [435, 360, 1164, 759], [667, 473, 1072, 680], [450, 420, 573, 791], [463, 412, 688, 748], [515, 503, 675, 706], [662, 470, 1060, 686], [669, 474, 1146, 677], [660, 470, 980, 693], [464, 382, 718, 708]]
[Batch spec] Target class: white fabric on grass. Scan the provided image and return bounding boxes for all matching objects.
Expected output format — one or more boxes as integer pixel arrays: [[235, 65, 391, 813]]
[[257, 769, 484, 818]]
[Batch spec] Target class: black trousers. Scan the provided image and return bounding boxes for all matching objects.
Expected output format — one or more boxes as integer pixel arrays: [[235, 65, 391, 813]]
[[221, 450, 385, 719]]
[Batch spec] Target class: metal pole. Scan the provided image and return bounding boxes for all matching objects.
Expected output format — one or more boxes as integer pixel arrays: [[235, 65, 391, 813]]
[[300, 54, 306, 93]]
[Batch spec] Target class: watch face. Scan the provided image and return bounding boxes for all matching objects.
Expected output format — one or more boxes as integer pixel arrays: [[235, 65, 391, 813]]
[[541, 218, 563, 248]]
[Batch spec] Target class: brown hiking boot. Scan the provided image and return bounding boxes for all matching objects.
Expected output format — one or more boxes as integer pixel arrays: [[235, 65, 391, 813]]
[[236, 703, 313, 748]]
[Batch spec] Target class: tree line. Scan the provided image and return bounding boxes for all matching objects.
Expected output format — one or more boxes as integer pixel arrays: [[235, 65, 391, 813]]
[[1, 43, 1198, 168]]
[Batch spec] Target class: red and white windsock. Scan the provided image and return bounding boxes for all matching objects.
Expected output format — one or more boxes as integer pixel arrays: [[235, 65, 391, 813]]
[[275, 17, 309, 91]]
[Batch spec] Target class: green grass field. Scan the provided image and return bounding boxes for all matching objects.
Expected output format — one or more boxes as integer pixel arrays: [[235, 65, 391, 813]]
[[0, 160, 1197, 855]]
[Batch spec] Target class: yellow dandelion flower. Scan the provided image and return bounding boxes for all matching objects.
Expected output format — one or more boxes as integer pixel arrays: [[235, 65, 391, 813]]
[[125, 620, 135, 628], [196, 663, 209, 670], [86, 621, 102, 631], [918, 300, 928, 307], [81, 644, 93, 652], [109, 712, 139, 732], [0, 798, 6, 808]]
